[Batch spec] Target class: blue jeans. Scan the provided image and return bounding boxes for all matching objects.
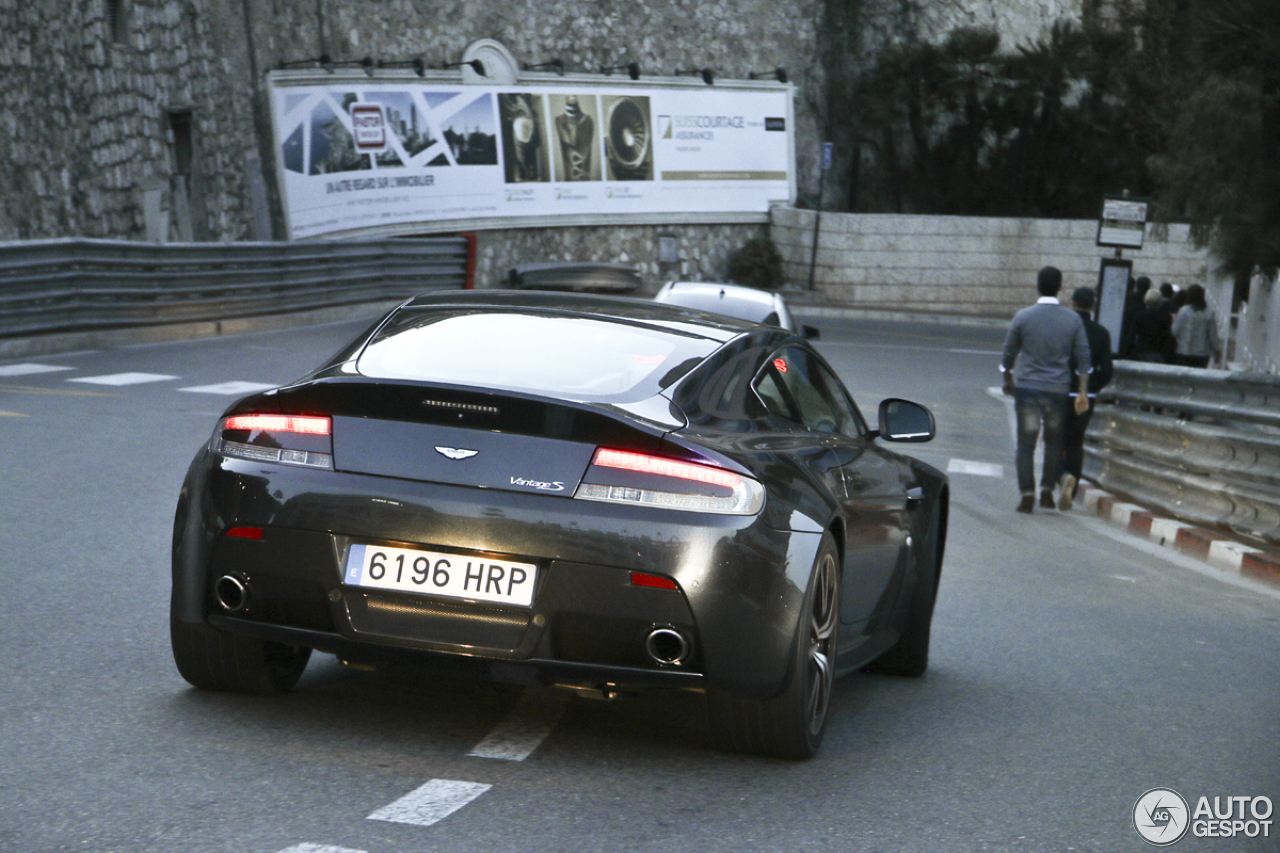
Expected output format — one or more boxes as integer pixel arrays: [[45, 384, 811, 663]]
[[1015, 388, 1068, 494]]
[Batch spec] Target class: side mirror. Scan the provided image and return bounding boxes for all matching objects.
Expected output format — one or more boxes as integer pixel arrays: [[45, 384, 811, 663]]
[[801, 325, 820, 340], [877, 398, 935, 442]]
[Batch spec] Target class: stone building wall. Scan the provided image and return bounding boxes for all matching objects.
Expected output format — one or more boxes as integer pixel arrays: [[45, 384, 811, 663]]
[[1, 0, 1098, 263], [0, 0, 263, 241], [772, 206, 1209, 318]]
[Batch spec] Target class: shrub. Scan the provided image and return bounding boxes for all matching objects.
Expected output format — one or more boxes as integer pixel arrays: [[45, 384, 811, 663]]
[[726, 236, 784, 290]]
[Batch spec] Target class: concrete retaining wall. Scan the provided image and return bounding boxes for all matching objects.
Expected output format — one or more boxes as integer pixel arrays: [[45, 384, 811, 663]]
[[771, 207, 1212, 318]]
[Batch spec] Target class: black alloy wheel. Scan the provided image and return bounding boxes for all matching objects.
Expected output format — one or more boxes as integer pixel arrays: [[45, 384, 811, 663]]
[[708, 533, 841, 759]]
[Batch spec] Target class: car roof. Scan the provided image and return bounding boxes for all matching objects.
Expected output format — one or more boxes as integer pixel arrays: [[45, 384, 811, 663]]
[[653, 281, 789, 328], [398, 289, 752, 343]]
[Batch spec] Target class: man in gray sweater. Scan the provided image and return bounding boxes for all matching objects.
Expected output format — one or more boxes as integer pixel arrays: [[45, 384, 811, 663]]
[[1001, 266, 1091, 513]]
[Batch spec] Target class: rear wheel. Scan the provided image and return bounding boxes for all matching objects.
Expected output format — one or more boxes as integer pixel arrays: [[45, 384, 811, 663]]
[[170, 613, 311, 695], [708, 534, 840, 759]]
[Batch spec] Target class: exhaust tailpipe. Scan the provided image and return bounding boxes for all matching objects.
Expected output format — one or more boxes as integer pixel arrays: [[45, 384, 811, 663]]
[[645, 627, 689, 665], [214, 574, 250, 613]]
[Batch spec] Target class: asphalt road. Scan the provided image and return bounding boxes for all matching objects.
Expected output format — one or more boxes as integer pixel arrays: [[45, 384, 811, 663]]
[[1, 312, 1277, 853]]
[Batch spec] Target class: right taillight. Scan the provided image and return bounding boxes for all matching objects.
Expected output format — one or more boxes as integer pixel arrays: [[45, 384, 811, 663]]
[[574, 448, 764, 515], [214, 413, 333, 469]]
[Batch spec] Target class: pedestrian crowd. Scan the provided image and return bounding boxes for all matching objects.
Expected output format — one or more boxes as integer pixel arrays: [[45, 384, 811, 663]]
[[1000, 266, 1220, 514]]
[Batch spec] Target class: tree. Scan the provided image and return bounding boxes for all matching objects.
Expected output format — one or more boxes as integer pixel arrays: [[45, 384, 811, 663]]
[[1146, 0, 1280, 279]]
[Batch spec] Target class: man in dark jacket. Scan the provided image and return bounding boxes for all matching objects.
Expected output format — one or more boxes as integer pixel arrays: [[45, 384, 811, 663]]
[[1059, 286, 1113, 509]]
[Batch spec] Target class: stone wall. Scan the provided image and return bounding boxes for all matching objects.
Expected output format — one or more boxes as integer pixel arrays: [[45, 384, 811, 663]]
[[473, 222, 766, 290], [0, 0, 264, 241], [771, 206, 1211, 318], [909, 0, 1084, 49]]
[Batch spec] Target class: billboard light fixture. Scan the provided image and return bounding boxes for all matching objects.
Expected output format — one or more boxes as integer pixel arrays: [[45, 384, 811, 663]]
[[602, 62, 641, 81], [526, 59, 565, 76], [443, 59, 487, 76], [676, 67, 714, 85], [749, 67, 788, 84]]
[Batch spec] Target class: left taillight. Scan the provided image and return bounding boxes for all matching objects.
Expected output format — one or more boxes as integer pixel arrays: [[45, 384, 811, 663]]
[[213, 413, 333, 469], [573, 448, 764, 515]]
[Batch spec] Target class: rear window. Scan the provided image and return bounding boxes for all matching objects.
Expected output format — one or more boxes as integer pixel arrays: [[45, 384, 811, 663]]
[[357, 311, 720, 402]]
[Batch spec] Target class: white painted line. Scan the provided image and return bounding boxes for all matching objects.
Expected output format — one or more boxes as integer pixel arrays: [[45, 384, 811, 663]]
[[178, 381, 277, 395], [1149, 517, 1190, 548], [0, 363, 74, 376], [946, 459, 1004, 478], [1110, 576, 1138, 583], [1208, 540, 1263, 572], [67, 372, 178, 386], [468, 688, 569, 761], [275, 845, 366, 853], [367, 779, 492, 827]]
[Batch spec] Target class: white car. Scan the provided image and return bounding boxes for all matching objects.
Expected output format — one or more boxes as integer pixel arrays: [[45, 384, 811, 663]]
[[653, 281, 818, 338]]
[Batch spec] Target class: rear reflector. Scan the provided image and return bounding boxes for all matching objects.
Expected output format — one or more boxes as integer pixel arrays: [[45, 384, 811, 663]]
[[575, 448, 764, 515], [631, 572, 679, 590], [225, 526, 262, 540]]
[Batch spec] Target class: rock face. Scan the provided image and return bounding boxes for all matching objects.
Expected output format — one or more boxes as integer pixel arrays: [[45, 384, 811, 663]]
[[0, 0, 1086, 284]]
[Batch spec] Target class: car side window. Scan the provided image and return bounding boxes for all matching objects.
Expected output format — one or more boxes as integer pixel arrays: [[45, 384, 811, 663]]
[[753, 347, 862, 436]]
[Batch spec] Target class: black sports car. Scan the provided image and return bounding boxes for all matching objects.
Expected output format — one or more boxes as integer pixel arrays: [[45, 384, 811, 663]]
[[171, 291, 948, 759]]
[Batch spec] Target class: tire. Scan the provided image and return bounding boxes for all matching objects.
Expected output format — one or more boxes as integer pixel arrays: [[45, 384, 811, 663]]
[[867, 510, 941, 677], [708, 534, 840, 760], [170, 612, 311, 695]]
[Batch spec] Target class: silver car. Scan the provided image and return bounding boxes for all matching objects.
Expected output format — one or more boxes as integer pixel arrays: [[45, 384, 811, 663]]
[[653, 281, 818, 338]]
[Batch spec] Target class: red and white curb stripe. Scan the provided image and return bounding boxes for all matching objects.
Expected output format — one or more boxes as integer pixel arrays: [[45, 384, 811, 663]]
[[1079, 483, 1280, 585]]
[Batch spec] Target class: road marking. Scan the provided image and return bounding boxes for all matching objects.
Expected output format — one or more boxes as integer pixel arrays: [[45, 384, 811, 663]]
[[0, 383, 118, 397], [0, 409, 27, 417], [946, 459, 1004, 478], [0, 363, 73, 376], [179, 381, 277, 395], [67, 372, 179, 386], [275, 845, 366, 853], [468, 688, 569, 761], [367, 779, 492, 827]]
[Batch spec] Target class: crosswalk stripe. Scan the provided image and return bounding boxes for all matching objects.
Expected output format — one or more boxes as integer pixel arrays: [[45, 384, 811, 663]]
[[468, 688, 568, 761], [946, 459, 1004, 478], [179, 381, 277, 395], [0, 363, 73, 377], [67, 372, 179, 386], [367, 779, 492, 827], [274, 845, 366, 853]]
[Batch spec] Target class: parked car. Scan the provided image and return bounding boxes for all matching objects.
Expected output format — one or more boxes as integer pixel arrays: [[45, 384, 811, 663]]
[[654, 280, 818, 338], [170, 290, 947, 759]]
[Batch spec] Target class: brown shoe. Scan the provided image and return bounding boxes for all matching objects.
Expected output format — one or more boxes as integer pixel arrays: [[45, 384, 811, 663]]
[[1017, 494, 1035, 514], [1040, 490, 1055, 509]]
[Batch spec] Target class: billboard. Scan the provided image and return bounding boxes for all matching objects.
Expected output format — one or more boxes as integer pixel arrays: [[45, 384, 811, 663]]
[[269, 76, 794, 240]]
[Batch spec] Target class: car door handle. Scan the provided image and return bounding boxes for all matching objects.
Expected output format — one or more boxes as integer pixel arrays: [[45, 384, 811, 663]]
[[906, 485, 924, 509]]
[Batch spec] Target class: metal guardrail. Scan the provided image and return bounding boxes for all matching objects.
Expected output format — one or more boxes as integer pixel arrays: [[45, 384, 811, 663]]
[[0, 237, 472, 339], [1084, 362, 1280, 544]]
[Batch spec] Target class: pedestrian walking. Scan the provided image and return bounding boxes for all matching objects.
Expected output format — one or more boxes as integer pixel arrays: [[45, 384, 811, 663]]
[[1171, 284, 1222, 368], [1059, 287, 1113, 510], [1124, 288, 1170, 363], [1001, 266, 1091, 514]]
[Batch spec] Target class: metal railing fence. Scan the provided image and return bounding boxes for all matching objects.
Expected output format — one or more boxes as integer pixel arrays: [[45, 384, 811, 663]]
[[1085, 362, 1280, 544], [0, 237, 472, 339]]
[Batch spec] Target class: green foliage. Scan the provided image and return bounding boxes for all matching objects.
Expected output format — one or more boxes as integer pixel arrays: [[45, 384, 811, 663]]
[[726, 236, 785, 291], [848, 22, 1165, 218], [1147, 0, 1280, 279]]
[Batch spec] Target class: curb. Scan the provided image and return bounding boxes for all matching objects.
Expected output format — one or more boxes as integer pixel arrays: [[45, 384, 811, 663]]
[[1078, 483, 1280, 587]]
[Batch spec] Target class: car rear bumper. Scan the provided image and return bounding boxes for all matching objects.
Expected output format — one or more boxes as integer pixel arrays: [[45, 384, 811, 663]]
[[173, 453, 825, 698]]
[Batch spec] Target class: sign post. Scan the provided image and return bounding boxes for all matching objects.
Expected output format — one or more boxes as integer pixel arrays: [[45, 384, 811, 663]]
[[1095, 194, 1148, 354], [807, 142, 832, 291]]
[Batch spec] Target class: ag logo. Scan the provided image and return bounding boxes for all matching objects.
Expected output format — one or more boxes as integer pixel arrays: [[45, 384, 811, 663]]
[[1134, 788, 1190, 846]]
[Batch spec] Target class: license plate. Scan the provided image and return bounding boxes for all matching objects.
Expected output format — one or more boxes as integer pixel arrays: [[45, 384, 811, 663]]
[[343, 543, 538, 607]]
